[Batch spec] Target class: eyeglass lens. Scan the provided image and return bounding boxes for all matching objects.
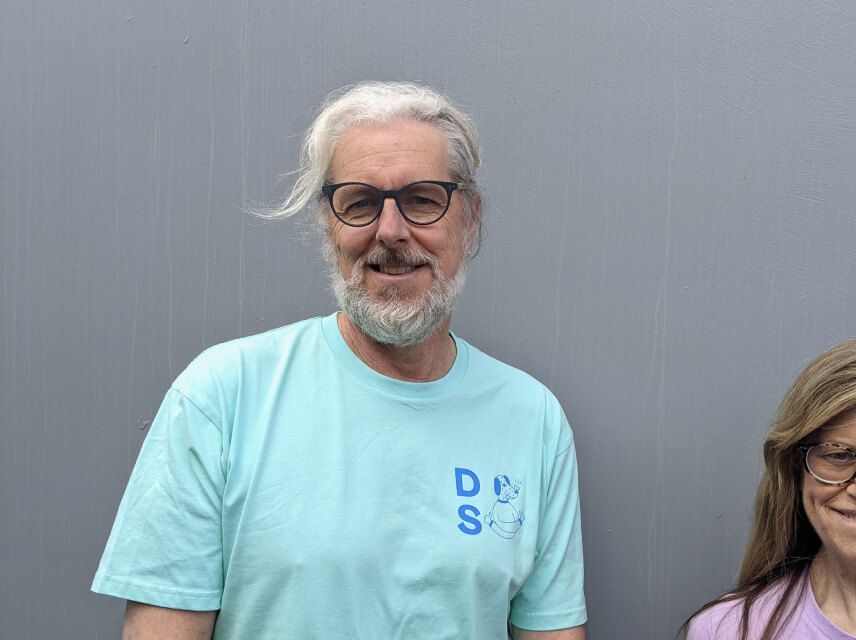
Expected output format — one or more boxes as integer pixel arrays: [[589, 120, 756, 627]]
[[331, 182, 450, 225], [806, 443, 856, 483]]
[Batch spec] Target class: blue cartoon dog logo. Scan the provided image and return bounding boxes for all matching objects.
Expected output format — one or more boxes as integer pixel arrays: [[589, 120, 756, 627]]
[[484, 475, 524, 539]]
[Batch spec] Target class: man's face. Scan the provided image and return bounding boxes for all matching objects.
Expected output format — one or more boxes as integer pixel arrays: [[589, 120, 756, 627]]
[[324, 119, 476, 346]]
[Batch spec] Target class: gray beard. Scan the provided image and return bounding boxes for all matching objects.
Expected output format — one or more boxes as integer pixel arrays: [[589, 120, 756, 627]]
[[324, 242, 468, 348]]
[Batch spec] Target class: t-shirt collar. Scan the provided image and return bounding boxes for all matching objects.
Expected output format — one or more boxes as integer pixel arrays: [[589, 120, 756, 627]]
[[321, 312, 469, 402]]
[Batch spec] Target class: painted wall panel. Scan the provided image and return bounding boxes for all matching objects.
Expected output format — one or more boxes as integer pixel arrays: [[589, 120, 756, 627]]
[[2, 2, 855, 638]]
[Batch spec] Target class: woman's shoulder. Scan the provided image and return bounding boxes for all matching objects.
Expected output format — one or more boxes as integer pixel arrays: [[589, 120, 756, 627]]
[[687, 593, 746, 640], [687, 579, 800, 640]]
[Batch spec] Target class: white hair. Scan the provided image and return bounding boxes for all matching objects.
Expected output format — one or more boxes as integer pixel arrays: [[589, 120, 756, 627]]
[[263, 81, 482, 230]]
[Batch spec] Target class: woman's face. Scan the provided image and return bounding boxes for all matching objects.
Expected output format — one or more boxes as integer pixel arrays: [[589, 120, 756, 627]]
[[802, 408, 856, 567]]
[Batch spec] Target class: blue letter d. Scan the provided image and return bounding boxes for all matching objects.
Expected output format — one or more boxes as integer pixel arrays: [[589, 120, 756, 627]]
[[455, 467, 480, 497]]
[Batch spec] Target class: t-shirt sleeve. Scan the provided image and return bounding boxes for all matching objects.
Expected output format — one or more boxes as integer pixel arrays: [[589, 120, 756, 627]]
[[686, 598, 745, 640], [509, 404, 586, 630], [686, 613, 713, 640], [91, 387, 225, 611]]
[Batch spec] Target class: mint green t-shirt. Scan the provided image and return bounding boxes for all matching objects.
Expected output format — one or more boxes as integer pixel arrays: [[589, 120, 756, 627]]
[[92, 314, 586, 638]]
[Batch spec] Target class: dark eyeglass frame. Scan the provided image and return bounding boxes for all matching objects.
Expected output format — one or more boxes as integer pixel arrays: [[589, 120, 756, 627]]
[[797, 441, 856, 485], [320, 180, 459, 227]]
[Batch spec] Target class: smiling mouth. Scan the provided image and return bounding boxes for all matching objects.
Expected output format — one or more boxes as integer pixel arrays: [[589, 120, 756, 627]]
[[369, 263, 425, 275], [833, 509, 856, 522]]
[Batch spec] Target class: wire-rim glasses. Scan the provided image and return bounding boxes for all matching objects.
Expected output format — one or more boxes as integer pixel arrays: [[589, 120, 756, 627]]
[[321, 180, 459, 227], [797, 442, 856, 485]]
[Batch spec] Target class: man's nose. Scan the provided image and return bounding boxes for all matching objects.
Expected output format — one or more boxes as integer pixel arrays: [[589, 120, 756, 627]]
[[374, 197, 410, 247]]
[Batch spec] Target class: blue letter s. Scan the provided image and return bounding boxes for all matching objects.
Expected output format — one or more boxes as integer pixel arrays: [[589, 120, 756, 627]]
[[457, 504, 482, 535]]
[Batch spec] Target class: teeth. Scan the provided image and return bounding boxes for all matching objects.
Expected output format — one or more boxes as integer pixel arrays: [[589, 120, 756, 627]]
[[378, 264, 415, 275]]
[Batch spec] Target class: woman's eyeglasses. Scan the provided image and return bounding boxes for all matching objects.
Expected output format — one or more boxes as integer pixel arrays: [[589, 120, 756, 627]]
[[798, 442, 856, 485]]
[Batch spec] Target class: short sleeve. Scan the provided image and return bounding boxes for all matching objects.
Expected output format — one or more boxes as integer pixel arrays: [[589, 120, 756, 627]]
[[509, 411, 586, 630], [687, 613, 713, 640], [686, 597, 747, 640], [91, 387, 225, 610]]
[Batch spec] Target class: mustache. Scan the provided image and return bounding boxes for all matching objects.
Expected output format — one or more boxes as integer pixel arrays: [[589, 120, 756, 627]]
[[360, 246, 439, 270]]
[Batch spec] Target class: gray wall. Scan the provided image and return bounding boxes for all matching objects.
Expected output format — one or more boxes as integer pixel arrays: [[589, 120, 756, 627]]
[[3, 2, 855, 638]]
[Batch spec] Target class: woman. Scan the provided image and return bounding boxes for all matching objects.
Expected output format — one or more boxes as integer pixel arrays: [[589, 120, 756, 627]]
[[684, 339, 856, 640]]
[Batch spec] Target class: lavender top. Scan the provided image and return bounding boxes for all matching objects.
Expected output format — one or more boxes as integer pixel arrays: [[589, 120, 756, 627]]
[[688, 575, 855, 640]]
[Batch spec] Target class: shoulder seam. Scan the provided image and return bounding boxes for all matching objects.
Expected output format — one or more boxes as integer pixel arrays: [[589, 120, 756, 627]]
[[170, 387, 223, 434], [541, 385, 572, 460]]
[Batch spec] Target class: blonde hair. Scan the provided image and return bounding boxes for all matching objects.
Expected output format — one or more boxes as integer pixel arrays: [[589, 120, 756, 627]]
[[681, 339, 856, 640], [742, 339, 856, 584]]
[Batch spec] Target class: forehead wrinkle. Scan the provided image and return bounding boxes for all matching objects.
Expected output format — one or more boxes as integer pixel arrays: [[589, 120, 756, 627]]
[[334, 153, 448, 187], [817, 416, 856, 447], [330, 121, 450, 186]]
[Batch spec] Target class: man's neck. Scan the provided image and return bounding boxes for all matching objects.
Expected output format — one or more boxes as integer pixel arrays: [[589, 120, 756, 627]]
[[337, 313, 457, 382]]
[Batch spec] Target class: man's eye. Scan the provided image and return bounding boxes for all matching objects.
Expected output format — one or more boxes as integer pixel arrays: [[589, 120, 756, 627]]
[[346, 199, 375, 211], [404, 195, 443, 209]]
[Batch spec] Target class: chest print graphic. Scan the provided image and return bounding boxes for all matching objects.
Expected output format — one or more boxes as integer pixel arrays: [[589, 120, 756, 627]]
[[454, 467, 524, 538], [484, 475, 525, 539]]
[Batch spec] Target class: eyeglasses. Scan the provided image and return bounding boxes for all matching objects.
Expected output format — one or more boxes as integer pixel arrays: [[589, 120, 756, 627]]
[[797, 442, 856, 485], [321, 180, 459, 227]]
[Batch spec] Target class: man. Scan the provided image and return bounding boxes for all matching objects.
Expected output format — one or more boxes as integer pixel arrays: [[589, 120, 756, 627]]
[[92, 82, 587, 639]]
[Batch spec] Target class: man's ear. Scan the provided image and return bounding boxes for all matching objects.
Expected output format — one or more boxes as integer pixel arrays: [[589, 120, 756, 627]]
[[466, 195, 482, 258], [470, 194, 482, 227]]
